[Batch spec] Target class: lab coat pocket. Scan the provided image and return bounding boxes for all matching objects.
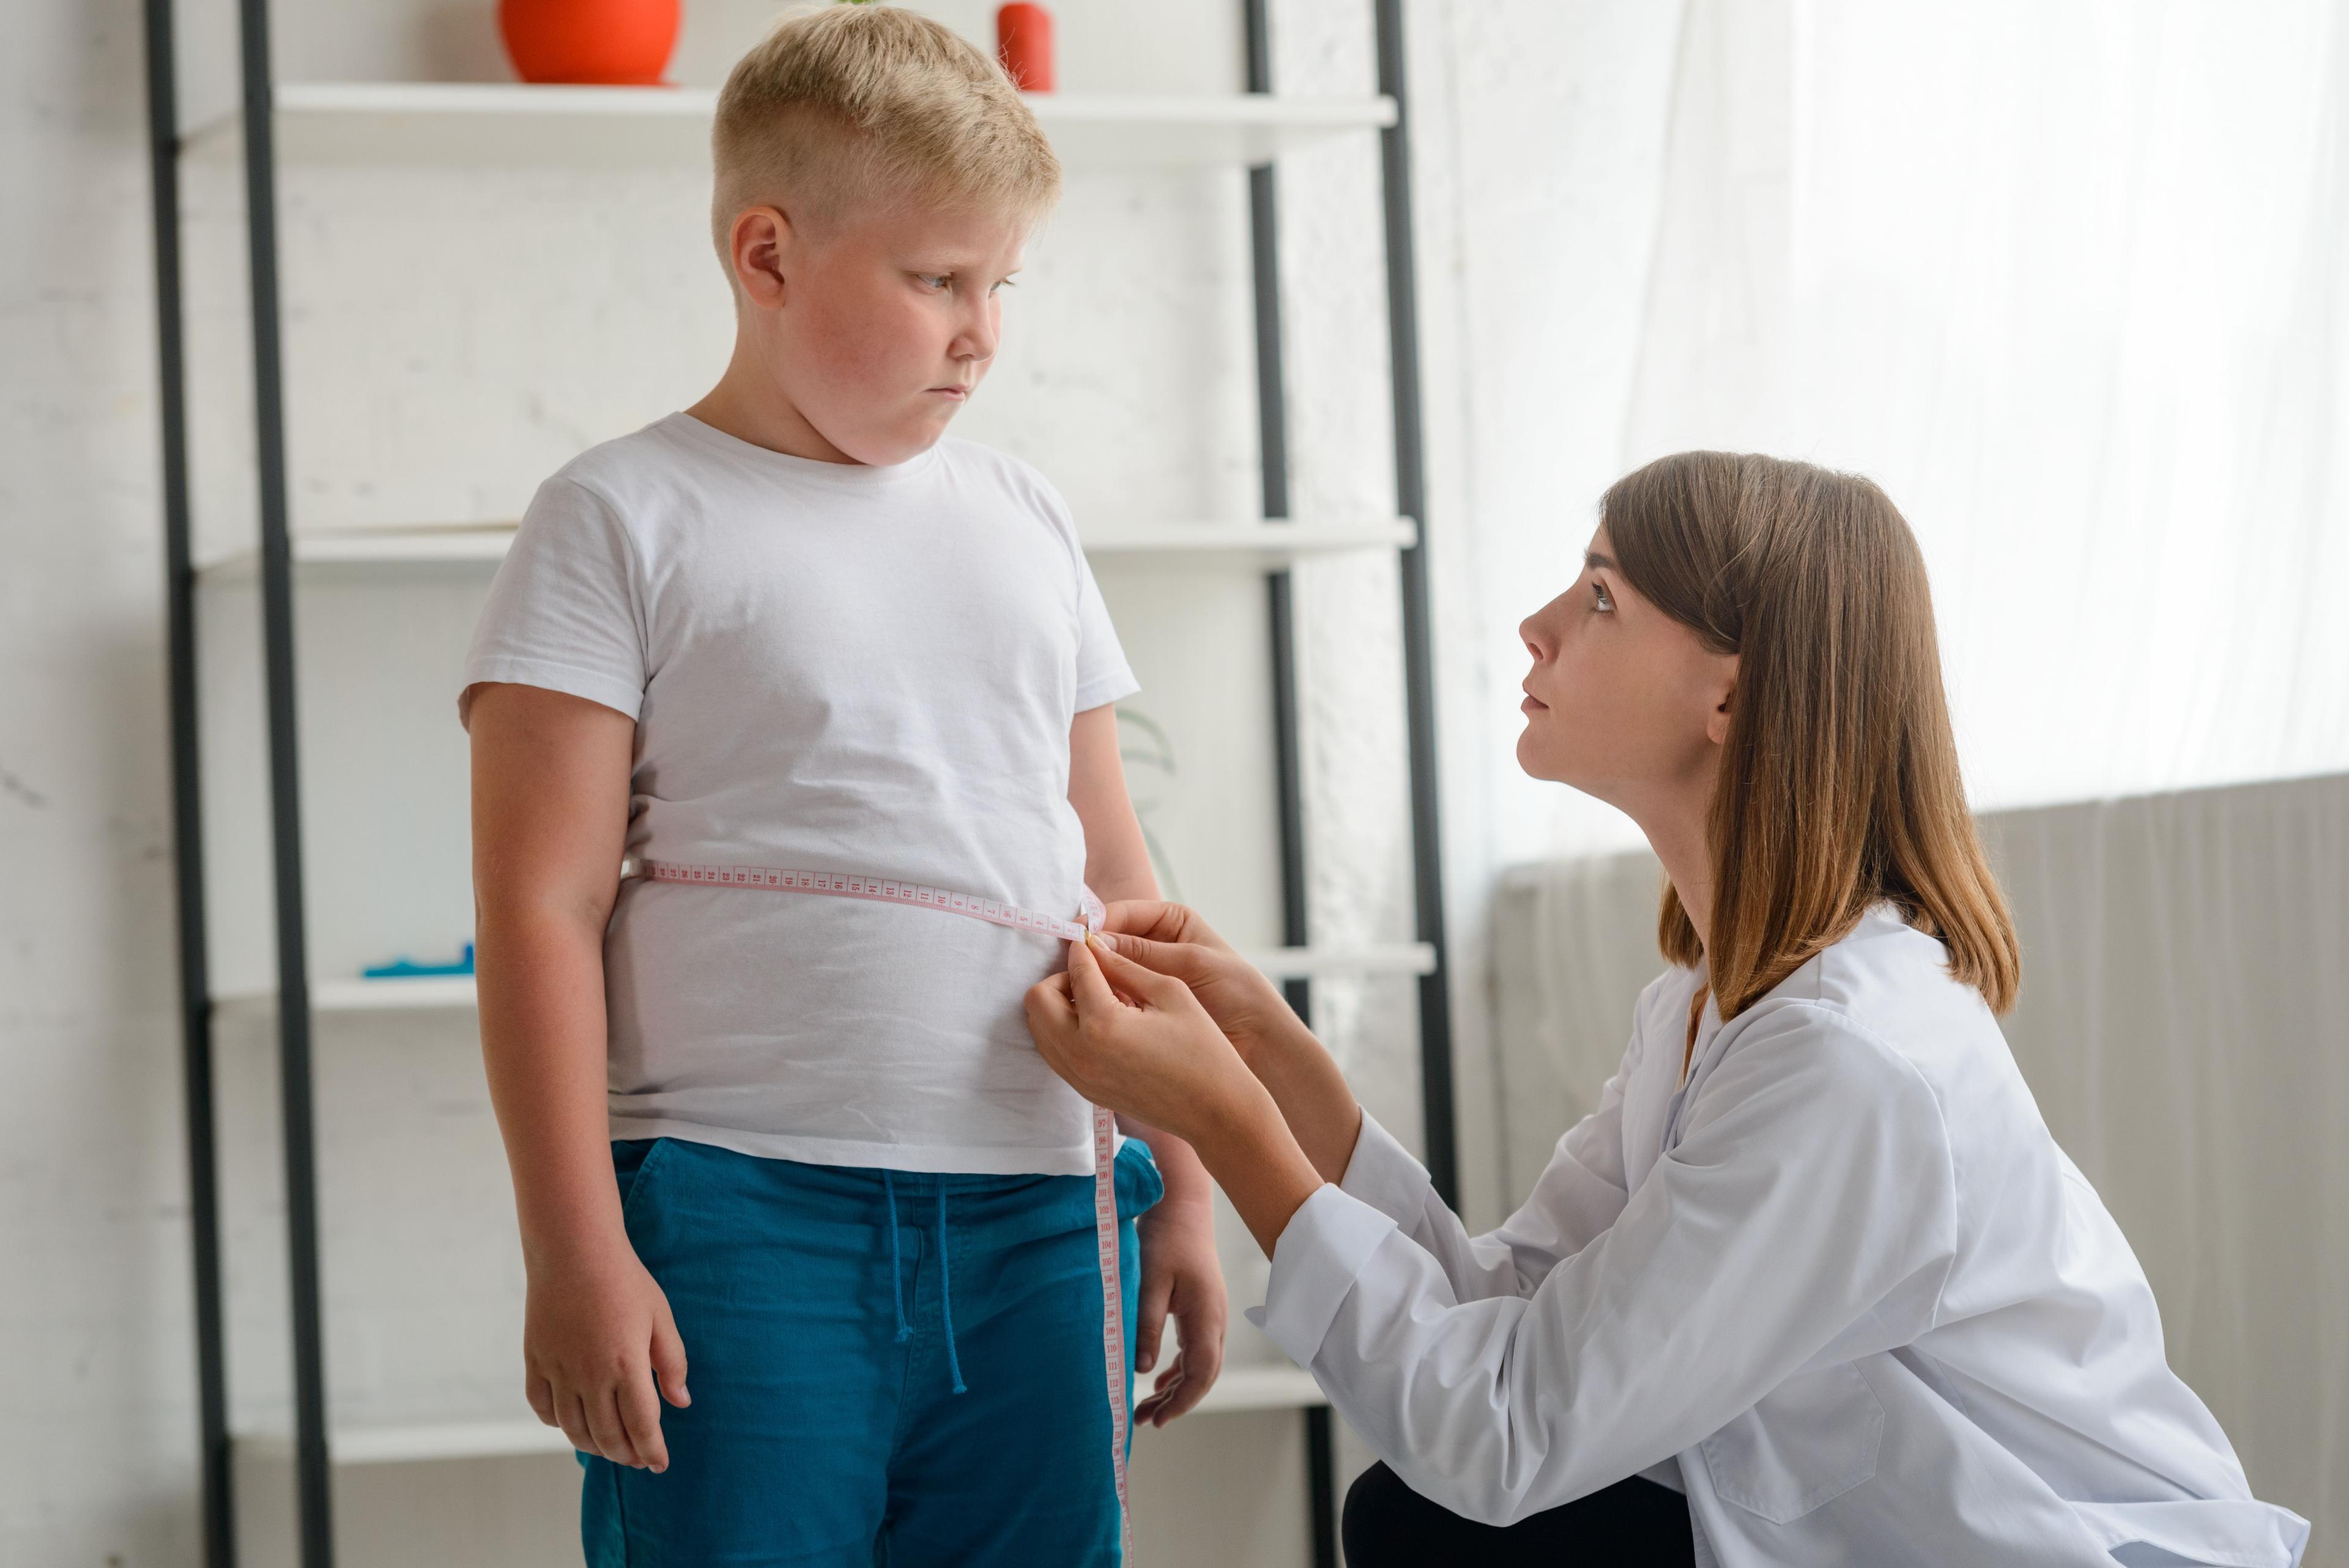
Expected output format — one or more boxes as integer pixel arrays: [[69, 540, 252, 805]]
[[1699, 1362, 1886, 1524]]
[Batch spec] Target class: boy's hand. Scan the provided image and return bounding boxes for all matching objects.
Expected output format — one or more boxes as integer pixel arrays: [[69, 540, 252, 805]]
[[1132, 1194, 1226, 1427], [523, 1240, 691, 1472]]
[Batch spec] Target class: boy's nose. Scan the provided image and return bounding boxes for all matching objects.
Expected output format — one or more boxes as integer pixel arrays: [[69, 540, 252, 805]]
[[955, 313, 999, 364]]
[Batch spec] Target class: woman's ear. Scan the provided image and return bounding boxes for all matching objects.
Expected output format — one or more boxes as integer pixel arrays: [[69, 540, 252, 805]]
[[1704, 656, 1739, 747]]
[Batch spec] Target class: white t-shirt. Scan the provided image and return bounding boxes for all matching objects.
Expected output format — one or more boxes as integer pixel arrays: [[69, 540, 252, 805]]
[[461, 412, 1139, 1175]]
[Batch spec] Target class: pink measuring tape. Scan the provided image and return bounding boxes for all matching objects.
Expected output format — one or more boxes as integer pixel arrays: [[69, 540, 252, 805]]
[[628, 858, 1135, 1563]]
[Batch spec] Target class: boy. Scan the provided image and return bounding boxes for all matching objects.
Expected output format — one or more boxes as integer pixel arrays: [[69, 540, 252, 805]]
[[459, 8, 1227, 1562]]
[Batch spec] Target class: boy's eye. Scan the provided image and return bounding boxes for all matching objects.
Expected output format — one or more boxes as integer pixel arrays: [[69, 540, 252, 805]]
[[918, 273, 952, 291]]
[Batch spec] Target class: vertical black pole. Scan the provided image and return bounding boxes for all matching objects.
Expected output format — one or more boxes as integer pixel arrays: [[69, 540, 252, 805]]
[[234, 0, 335, 1561], [1245, 0, 1313, 1032], [1242, 5, 1337, 1566], [141, 2, 235, 1562], [1372, 0, 1457, 1211]]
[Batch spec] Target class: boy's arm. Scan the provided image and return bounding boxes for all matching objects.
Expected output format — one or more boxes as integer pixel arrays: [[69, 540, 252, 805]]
[[470, 682, 689, 1471], [1068, 702, 1228, 1424]]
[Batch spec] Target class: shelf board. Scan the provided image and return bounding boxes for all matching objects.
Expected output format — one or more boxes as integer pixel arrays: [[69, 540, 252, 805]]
[[183, 84, 1396, 171], [1247, 942, 1438, 981], [194, 518, 1417, 581], [234, 1367, 1325, 1466], [214, 943, 1432, 1019]]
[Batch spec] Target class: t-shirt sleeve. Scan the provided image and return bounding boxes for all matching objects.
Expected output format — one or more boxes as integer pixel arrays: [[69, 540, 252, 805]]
[[1072, 549, 1141, 712], [458, 475, 648, 729]]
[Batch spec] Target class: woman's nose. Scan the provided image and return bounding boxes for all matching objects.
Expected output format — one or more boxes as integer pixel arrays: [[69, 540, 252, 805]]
[[1519, 616, 1548, 661]]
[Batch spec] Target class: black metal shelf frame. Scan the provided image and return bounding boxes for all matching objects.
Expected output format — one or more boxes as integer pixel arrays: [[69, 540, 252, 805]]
[[140, 1, 1453, 1563]]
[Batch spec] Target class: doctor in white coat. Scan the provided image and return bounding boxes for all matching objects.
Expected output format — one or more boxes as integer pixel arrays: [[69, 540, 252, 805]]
[[1025, 451, 2311, 1568]]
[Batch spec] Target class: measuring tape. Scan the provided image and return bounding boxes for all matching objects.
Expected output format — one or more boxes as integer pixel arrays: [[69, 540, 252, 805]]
[[625, 858, 1135, 1563]]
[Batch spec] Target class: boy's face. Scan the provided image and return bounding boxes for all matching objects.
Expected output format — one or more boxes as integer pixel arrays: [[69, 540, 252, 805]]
[[735, 196, 1030, 466]]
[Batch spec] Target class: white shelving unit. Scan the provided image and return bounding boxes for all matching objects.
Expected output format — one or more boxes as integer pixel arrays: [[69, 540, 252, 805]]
[[182, 82, 1395, 170], [217, 940, 1437, 1019], [193, 517, 1420, 579], [234, 1367, 1327, 1471], [151, 6, 1451, 1566]]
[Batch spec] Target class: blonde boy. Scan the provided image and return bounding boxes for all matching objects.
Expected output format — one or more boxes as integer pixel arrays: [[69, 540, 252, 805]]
[[461, 8, 1226, 1561]]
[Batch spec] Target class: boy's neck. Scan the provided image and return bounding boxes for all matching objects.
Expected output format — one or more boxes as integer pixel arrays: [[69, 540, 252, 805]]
[[688, 348, 863, 466]]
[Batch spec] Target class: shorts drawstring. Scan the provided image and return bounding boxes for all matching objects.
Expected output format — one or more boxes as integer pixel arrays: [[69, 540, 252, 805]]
[[881, 1170, 965, 1394], [937, 1184, 967, 1395], [881, 1170, 911, 1343]]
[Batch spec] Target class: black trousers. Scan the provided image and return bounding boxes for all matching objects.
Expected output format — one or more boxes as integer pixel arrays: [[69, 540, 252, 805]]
[[1341, 1462, 1697, 1567]]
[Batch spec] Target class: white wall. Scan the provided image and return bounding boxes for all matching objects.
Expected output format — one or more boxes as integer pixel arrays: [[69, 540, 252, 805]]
[[6, 0, 1718, 1558], [0, 1, 213, 1562], [4, 0, 1590, 1560]]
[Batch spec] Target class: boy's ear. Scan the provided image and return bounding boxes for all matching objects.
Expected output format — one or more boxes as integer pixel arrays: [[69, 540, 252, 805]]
[[729, 206, 792, 307]]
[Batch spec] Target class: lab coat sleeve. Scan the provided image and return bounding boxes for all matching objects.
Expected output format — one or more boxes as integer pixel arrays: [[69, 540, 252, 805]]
[[1335, 1025, 1641, 1302], [1259, 1002, 1959, 1526]]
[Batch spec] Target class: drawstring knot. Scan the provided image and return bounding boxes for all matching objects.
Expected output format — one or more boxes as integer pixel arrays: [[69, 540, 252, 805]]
[[880, 1170, 965, 1393]]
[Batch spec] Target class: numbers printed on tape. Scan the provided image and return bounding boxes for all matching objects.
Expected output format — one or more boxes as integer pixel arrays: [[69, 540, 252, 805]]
[[629, 858, 1133, 1562], [632, 860, 1102, 943]]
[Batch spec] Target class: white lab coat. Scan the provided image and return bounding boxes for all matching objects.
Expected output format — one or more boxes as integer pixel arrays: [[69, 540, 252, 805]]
[[1251, 905, 2309, 1567]]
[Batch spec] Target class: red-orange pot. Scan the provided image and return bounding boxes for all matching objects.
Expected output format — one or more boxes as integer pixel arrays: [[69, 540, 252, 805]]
[[997, 3, 1055, 92], [500, 0, 680, 86]]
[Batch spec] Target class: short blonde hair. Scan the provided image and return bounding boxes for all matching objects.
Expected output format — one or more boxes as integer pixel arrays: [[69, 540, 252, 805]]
[[711, 4, 1060, 266]]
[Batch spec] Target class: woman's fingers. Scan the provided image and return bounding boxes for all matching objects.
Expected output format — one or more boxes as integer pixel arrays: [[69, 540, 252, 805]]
[[1101, 899, 1234, 953], [1099, 931, 1215, 984], [1064, 935, 1124, 1017], [1086, 937, 1192, 1010]]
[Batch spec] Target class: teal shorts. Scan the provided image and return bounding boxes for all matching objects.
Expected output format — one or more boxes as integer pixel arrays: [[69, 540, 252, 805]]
[[581, 1134, 1163, 1566]]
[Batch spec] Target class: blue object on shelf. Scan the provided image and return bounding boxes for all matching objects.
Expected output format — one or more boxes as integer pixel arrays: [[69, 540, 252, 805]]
[[362, 942, 475, 980]]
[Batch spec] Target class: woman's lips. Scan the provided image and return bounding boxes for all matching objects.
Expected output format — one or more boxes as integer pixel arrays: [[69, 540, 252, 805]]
[[1521, 694, 1547, 713]]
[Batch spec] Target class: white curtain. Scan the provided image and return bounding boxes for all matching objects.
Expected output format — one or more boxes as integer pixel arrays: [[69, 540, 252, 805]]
[[1589, 0, 2349, 841], [1474, 7, 2349, 1552]]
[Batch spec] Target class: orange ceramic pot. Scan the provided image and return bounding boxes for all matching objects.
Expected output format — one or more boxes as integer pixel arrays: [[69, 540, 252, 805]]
[[996, 3, 1055, 92], [499, 0, 680, 86]]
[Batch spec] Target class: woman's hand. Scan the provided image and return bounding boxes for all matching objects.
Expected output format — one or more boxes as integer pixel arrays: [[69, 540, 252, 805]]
[[1028, 935, 1329, 1257], [1025, 936, 1261, 1150], [522, 1235, 691, 1471], [1093, 902, 1367, 1188], [1094, 901, 1313, 1069]]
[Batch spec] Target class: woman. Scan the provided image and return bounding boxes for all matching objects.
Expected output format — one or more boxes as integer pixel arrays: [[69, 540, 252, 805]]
[[1025, 453, 2309, 1567]]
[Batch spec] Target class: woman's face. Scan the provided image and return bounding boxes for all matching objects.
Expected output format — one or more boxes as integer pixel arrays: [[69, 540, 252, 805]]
[[1516, 524, 1739, 814]]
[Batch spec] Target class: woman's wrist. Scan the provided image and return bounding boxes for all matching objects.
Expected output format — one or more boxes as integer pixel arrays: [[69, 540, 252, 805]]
[[1244, 1022, 1363, 1185], [1192, 1081, 1327, 1255]]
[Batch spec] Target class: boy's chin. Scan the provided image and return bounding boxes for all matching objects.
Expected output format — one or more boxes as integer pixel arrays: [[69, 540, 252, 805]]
[[834, 422, 950, 467]]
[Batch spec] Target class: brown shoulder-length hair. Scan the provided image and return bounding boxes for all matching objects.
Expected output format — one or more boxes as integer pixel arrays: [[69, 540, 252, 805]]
[[1602, 451, 2019, 1024]]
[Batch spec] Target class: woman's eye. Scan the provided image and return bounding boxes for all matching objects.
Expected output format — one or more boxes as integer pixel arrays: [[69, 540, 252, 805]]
[[1592, 581, 1614, 611]]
